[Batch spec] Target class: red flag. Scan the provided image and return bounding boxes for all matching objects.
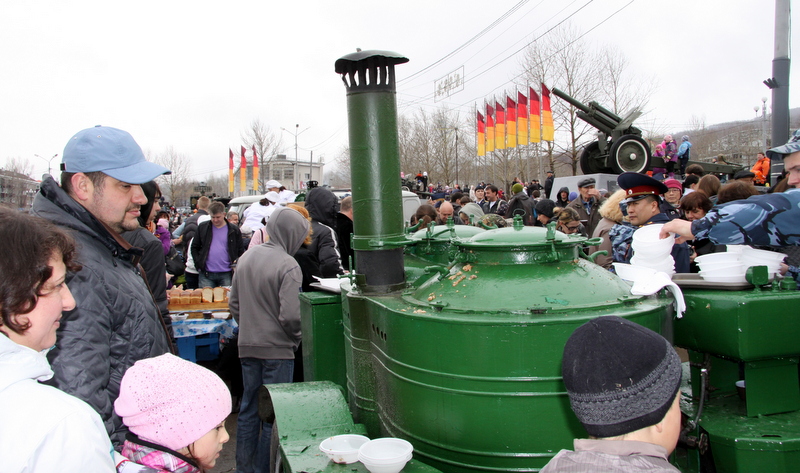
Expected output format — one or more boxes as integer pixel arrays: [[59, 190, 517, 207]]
[[228, 148, 234, 194], [517, 91, 529, 146], [252, 145, 259, 192], [495, 100, 506, 150], [506, 95, 517, 148], [477, 110, 486, 157], [530, 86, 541, 143], [240, 146, 247, 193], [541, 83, 554, 142], [486, 103, 495, 153]]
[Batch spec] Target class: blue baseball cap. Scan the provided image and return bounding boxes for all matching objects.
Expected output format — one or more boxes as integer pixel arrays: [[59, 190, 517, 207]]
[[61, 126, 170, 184], [767, 129, 800, 160]]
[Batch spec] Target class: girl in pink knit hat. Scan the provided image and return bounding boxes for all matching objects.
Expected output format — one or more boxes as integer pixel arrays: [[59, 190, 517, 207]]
[[114, 353, 232, 472]]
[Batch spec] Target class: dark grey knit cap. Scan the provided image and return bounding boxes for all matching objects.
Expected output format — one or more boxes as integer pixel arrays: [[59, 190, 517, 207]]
[[562, 316, 681, 438]]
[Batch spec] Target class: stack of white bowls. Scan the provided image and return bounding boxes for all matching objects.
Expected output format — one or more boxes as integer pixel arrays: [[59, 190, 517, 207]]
[[630, 224, 675, 275], [695, 252, 746, 283], [358, 438, 414, 473], [740, 247, 785, 279]]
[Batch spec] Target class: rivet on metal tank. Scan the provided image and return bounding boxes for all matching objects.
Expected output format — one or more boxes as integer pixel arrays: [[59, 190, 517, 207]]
[[335, 50, 409, 293]]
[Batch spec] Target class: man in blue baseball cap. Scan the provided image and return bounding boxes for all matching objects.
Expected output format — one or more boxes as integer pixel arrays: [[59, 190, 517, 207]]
[[31, 126, 173, 449]]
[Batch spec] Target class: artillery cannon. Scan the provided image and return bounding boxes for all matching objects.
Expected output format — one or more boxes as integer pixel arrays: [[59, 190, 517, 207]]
[[552, 87, 650, 174]]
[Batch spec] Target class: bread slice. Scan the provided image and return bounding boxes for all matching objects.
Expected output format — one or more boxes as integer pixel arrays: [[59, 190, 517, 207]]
[[202, 287, 213, 303], [213, 286, 225, 302]]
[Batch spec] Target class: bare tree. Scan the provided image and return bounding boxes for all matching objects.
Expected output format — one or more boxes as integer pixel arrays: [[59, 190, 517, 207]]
[[1, 157, 37, 209], [326, 145, 352, 188], [152, 147, 191, 208], [241, 119, 283, 192], [519, 24, 654, 176]]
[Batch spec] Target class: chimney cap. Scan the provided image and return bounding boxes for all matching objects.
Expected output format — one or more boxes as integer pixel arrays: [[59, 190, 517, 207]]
[[335, 50, 408, 74]]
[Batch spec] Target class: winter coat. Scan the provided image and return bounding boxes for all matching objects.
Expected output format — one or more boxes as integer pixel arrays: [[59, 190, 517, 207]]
[[692, 188, 800, 246], [119, 435, 201, 472], [305, 187, 345, 277], [122, 227, 171, 330], [191, 220, 244, 273], [179, 210, 207, 255], [154, 226, 172, 255], [541, 439, 679, 473], [555, 187, 571, 208], [677, 138, 692, 160], [0, 335, 116, 472], [31, 177, 171, 448], [505, 191, 537, 225], [589, 217, 618, 269], [229, 207, 308, 360], [241, 201, 275, 231], [544, 175, 555, 199], [335, 212, 355, 271], [662, 140, 678, 163], [567, 195, 606, 236], [751, 156, 770, 185]]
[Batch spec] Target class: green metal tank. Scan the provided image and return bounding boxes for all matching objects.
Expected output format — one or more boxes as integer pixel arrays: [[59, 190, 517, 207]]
[[344, 222, 674, 472]]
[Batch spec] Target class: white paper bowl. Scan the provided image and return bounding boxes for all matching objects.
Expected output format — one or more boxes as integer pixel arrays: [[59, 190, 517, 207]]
[[212, 312, 229, 319], [695, 252, 740, 265], [741, 247, 787, 263], [726, 245, 748, 253], [699, 272, 748, 283], [319, 435, 370, 464], [632, 224, 669, 242], [358, 438, 413, 473], [612, 263, 658, 282], [170, 313, 188, 321]]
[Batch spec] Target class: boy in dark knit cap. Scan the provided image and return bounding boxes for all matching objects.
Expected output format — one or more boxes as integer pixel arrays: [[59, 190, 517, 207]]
[[541, 316, 682, 473]]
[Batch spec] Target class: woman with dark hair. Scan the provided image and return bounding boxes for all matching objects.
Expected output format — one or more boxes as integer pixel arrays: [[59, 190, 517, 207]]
[[555, 207, 588, 237], [0, 208, 115, 470], [122, 181, 171, 334], [680, 191, 722, 272]]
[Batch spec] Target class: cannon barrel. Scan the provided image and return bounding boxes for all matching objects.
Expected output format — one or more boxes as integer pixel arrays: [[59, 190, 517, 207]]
[[553, 87, 624, 136]]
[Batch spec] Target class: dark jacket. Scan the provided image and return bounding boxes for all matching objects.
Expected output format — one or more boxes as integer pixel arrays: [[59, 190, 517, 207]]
[[555, 186, 570, 208], [335, 212, 355, 271], [505, 191, 537, 226], [122, 227, 170, 332], [31, 177, 171, 448], [191, 220, 244, 273], [545, 175, 555, 199], [567, 195, 606, 236], [305, 187, 345, 277]]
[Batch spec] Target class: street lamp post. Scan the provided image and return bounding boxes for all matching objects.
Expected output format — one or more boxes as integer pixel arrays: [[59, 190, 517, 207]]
[[281, 124, 310, 190], [34, 153, 59, 177], [761, 97, 769, 152]]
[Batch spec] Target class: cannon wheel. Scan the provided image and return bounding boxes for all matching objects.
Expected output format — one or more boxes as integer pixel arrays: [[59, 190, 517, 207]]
[[610, 135, 651, 174], [580, 141, 611, 174]]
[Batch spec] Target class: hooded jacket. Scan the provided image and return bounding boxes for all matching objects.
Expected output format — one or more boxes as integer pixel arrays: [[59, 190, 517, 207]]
[[556, 186, 571, 208], [304, 187, 345, 277], [30, 176, 171, 448], [506, 191, 537, 226], [0, 334, 116, 471], [229, 207, 309, 359]]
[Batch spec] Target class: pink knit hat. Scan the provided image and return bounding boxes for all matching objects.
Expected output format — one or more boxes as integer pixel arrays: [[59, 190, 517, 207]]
[[115, 354, 231, 451]]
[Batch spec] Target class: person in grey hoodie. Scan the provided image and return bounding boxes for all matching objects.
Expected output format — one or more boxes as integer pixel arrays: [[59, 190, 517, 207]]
[[229, 206, 310, 473]]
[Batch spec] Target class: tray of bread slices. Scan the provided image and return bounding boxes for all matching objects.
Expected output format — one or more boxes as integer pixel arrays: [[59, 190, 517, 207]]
[[167, 286, 229, 315]]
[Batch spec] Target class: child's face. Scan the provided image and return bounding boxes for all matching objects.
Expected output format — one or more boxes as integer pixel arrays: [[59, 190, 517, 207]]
[[660, 392, 683, 455], [191, 421, 230, 468]]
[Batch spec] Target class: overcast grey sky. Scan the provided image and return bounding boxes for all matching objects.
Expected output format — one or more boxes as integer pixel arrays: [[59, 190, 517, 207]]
[[1, 0, 796, 181]]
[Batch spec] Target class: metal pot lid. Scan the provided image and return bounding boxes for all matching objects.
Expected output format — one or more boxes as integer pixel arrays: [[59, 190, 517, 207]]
[[409, 224, 485, 242], [458, 224, 588, 248]]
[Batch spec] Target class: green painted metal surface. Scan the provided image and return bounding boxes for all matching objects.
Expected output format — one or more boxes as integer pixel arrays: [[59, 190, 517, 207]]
[[675, 286, 800, 417], [300, 291, 347, 389], [263, 381, 442, 473], [406, 224, 486, 267], [346, 88, 405, 253], [340, 226, 672, 472]]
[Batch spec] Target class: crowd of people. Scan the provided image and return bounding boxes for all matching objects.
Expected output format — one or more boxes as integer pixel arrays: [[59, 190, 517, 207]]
[[2, 123, 799, 473]]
